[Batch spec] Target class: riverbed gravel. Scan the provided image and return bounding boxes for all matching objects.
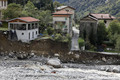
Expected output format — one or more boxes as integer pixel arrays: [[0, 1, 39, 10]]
[[0, 59, 120, 80]]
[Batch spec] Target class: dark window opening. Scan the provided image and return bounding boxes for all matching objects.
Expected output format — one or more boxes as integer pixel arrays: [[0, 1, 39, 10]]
[[36, 31, 37, 34], [90, 23, 93, 27], [22, 33, 24, 35], [104, 20, 107, 23]]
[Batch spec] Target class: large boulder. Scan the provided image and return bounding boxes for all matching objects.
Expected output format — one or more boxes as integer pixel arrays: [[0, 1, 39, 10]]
[[112, 67, 120, 73], [47, 58, 61, 68], [17, 53, 28, 60]]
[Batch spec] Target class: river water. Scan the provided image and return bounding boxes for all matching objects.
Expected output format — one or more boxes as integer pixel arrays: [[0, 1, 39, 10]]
[[0, 60, 120, 80]]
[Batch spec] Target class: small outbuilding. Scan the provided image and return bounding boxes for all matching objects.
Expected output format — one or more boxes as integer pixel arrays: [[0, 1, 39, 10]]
[[8, 17, 40, 42]]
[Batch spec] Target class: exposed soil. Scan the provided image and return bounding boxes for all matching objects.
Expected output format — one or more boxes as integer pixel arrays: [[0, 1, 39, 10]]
[[0, 32, 69, 56], [1, 32, 120, 65]]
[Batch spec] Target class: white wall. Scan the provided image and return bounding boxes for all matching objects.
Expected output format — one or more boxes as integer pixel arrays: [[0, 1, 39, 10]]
[[16, 28, 38, 42], [53, 17, 67, 22], [53, 16, 70, 34]]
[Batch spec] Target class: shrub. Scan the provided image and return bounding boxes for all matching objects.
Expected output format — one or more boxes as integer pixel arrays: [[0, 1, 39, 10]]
[[97, 21, 107, 45], [78, 38, 85, 47], [115, 35, 120, 51], [54, 33, 63, 42], [52, 33, 71, 43], [47, 27, 54, 35]]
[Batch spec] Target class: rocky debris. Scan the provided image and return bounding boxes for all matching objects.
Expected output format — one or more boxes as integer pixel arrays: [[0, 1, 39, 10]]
[[100, 67, 106, 71], [68, 52, 74, 55], [102, 57, 107, 62], [106, 67, 112, 72], [47, 58, 61, 68], [17, 53, 29, 60], [0, 51, 37, 60], [100, 67, 120, 73], [113, 67, 120, 73], [74, 54, 80, 59], [54, 53, 60, 57]]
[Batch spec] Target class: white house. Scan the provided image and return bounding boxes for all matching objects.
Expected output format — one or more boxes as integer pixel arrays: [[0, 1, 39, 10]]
[[0, 0, 8, 20], [52, 10, 73, 36], [8, 17, 40, 42]]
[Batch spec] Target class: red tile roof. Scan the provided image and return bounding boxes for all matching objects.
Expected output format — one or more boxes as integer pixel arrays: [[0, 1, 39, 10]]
[[18, 17, 40, 22], [53, 10, 73, 15], [90, 14, 116, 20], [53, 15, 70, 17], [8, 17, 40, 22]]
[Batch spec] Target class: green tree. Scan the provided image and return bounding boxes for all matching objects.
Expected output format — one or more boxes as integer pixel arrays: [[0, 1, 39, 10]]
[[97, 21, 107, 45], [2, 3, 22, 19], [39, 10, 52, 24], [22, 1, 39, 18], [89, 26, 97, 45], [53, 1, 63, 8], [38, 10, 52, 31], [108, 20, 120, 44], [108, 20, 120, 36], [115, 35, 120, 51], [47, 27, 55, 35]]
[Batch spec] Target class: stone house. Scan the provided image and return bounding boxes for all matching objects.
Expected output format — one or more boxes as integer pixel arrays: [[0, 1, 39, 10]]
[[53, 6, 75, 36], [0, 0, 8, 20], [8, 17, 40, 42], [80, 13, 116, 37]]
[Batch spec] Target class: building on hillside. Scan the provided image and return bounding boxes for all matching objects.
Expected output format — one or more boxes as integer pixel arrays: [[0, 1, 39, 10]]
[[52, 10, 73, 36], [56, 6, 75, 19], [79, 13, 116, 37], [0, 0, 8, 20], [53, 6, 75, 36], [8, 17, 40, 42]]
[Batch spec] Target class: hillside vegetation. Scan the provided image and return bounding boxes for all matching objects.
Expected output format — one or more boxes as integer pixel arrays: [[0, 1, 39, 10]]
[[55, 0, 120, 19]]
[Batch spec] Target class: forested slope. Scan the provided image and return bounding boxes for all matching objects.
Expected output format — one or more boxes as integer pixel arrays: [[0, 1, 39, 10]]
[[54, 0, 120, 18]]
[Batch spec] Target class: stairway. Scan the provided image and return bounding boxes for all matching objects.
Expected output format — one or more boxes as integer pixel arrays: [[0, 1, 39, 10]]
[[71, 27, 80, 51]]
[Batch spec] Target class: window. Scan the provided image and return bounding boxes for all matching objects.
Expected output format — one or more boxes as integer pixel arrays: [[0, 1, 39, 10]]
[[32, 23, 34, 29], [65, 17, 67, 20], [28, 24, 31, 30], [2, 1, 3, 7], [36, 31, 37, 34], [35, 23, 38, 28], [4, 1, 6, 7], [22, 33, 24, 35], [66, 10, 70, 12], [10, 24, 13, 29], [32, 32, 34, 38], [29, 33, 30, 39], [104, 20, 107, 23], [18, 24, 26, 30]]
